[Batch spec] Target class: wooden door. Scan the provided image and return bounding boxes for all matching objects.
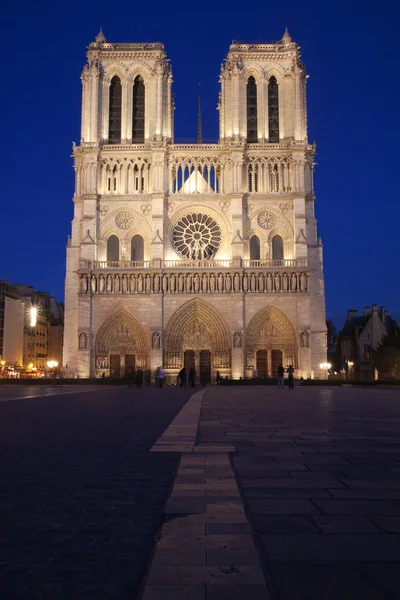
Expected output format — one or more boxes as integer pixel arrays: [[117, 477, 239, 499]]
[[271, 350, 283, 377], [110, 354, 121, 378], [256, 350, 268, 379], [184, 350, 195, 371], [125, 354, 135, 376], [200, 350, 211, 386]]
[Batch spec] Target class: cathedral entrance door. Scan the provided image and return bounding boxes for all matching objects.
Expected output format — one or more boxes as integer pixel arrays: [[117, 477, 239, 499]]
[[110, 354, 121, 378], [125, 354, 135, 377], [271, 350, 283, 376], [184, 350, 195, 371], [256, 350, 268, 379], [200, 350, 211, 386]]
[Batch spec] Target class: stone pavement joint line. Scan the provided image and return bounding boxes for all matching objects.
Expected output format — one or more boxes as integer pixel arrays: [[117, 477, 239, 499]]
[[144, 390, 270, 599], [151, 389, 211, 452]]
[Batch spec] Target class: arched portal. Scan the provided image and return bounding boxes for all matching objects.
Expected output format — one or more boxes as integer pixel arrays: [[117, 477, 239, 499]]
[[164, 299, 231, 381], [246, 306, 297, 377], [94, 310, 149, 377]]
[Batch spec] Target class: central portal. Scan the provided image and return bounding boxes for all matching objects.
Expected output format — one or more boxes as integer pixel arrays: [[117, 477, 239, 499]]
[[184, 349, 211, 385]]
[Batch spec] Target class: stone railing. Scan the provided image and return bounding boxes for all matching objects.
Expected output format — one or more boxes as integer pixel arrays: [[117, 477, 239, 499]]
[[78, 269, 309, 295], [79, 258, 308, 270]]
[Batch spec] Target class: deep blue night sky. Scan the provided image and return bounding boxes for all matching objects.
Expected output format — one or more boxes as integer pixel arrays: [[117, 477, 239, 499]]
[[1, 0, 399, 326]]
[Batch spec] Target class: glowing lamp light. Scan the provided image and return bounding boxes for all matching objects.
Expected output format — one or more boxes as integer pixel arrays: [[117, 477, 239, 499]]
[[47, 361, 58, 369], [30, 307, 37, 327], [28, 363, 34, 369]]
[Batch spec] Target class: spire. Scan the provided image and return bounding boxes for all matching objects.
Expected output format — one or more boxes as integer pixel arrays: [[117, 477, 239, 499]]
[[95, 27, 106, 43], [281, 27, 292, 44], [197, 84, 202, 144]]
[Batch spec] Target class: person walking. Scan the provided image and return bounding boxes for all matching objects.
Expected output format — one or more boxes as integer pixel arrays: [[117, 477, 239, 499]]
[[277, 364, 285, 389], [135, 368, 144, 388], [216, 370, 221, 385], [158, 366, 165, 388], [178, 367, 187, 388], [189, 366, 196, 388], [287, 364, 294, 390]]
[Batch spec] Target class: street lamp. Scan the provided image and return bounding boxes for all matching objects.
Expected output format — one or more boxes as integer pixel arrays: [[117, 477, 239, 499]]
[[319, 362, 331, 380], [47, 360, 59, 383], [347, 361, 354, 379]]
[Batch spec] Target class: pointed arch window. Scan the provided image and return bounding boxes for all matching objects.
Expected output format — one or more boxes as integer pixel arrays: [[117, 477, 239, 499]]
[[107, 235, 119, 262], [250, 235, 260, 260], [131, 235, 144, 261], [268, 76, 279, 143], [109, 76, 122, 144], [272, 235, 284, 260], [132, 76, 145, 143], [247, 76, 258, 143]]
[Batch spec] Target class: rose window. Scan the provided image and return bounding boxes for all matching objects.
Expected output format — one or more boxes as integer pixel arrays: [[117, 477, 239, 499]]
[[173, 213, 222, 260], [257, 211, 276, 229], [115, 211, 134, 230]]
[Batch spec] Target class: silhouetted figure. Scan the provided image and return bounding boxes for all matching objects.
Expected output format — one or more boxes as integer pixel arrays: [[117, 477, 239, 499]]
[[216, 370, 221, 385], [135, 368, 144, 388], [287, 364, 294, 390], [158, 366, 165, 388], [189, 367, 196, 388], [277, 364, 285, 389], [178, 367, 187, 388]]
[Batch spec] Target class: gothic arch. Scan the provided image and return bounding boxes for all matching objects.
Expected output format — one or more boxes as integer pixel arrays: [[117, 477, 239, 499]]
[[240, 64, 264, 83], [264, 64, 285, 82], [127, 64, 153, 84], [95, 309, 149, 356], [164, 299, 231, 352], [100, 208, 152, 241], [246, 305, 297, 351], [103, 63, 127, 84]]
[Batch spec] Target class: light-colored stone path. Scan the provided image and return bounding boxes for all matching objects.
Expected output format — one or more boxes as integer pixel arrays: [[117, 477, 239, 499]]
[[144, 389, 270, 599]]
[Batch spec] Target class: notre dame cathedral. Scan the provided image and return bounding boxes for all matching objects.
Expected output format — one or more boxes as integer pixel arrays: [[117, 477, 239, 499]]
[[63, 27, 327, 380]]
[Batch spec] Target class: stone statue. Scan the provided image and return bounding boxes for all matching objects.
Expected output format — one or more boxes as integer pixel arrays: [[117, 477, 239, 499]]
[[210, 274, 216, 292], [258, 273, 264, 292], [130, 274, 136, 293], [122, 275, 128, 293], [170, 274, 176, 292], [186, 273, 192, 292], [162, 274, 168, 292], [291, 273, 297, 291], [99, 275, 105, 293], [178, 274, 184, 292], [114, 275, 120, 293], [233, 330, 242, 348], [194, 273, 200, 292], [250, 273, 256, 292], [79, 332, 87, 350], [217, 273, 224, 292], [91, 275, 97, 293], [137, 274, 143, 292], [153, 273, 160, 293], [282, 273, 288, 292], [300, 273, 307, 292], [242, 273, 248, 292], [274, 273, 281, 291], [152, 331, 161, 349], [234, 272, 240, 292], [225, 274, 232, 292], [106, 275, 112, 292], [145, 274, 151, 293], [202, 273, 208, 293]]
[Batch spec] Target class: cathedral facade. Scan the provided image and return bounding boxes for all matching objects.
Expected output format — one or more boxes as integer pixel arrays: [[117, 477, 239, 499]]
[[63, 28, 327, 380]]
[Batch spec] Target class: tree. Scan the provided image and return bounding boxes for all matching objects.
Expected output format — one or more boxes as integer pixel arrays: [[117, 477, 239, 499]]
[[373, 327, 400, 379]]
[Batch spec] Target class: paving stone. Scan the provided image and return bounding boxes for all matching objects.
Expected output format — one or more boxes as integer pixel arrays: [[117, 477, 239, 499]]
[[370, 517, 400, 533], [252, 516, 319, 534], [205, 523, 252, 535], [206, 548, 260, 565], [147, 565, 265, 586], [269, 562, 385, 600], [151, 548, 206, 565], [158, 535, 255, 549], [206, 585, 270, 599], [313, 499, 400, 515], [311, 515, 380, 534], [142, 585, 206, 599], [248, 499, 321, 515], [262, 534, 400, 561]]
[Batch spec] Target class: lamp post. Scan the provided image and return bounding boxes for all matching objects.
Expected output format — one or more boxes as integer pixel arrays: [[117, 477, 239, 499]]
[[319, 362, 331, 381], [47, 360, 59, 384], [30, 306, 37, 370], [347, 361, 354, 379]]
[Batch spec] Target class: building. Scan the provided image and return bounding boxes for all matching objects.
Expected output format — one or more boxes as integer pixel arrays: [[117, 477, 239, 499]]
[[0, 281, 64, 371], [63, 28, 327, 380], [338, 304, 395, 378]]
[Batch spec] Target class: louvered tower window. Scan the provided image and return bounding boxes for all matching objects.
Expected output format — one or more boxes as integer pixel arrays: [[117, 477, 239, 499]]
[[107, 235, 119, 261], [272, 235, 284, 260], [132, 76, 145, 143], [247, 76, 258, 143], [250, 235, 260, 260], [268, 76, 279, 143], [131, 235, 144, 261], [109, 76, 122, 144]]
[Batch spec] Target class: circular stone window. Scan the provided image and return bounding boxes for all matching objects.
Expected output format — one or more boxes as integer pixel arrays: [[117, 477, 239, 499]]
[[257, 211, 276, 230], [115, 211, 134, 230], [173, 213, 222, 260]]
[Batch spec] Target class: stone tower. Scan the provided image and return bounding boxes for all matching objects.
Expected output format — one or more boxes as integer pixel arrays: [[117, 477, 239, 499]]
[[63, 28, 327, 380]]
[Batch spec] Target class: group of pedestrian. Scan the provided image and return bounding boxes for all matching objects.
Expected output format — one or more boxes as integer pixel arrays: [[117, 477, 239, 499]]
[[277, 364, 295, 389], [178, 367, 196, 388]]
